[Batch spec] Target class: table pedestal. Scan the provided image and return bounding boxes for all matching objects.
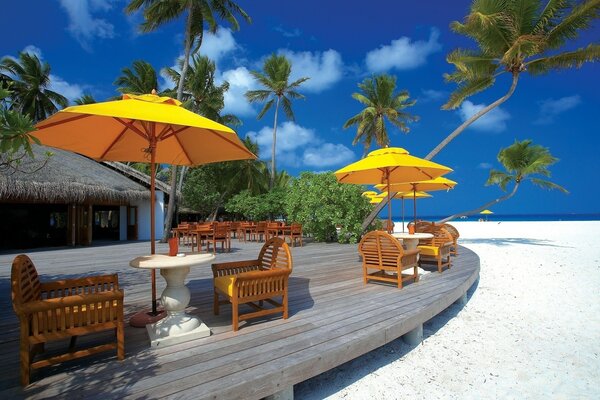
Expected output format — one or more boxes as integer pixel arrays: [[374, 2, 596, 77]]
[[146, 266, 210, 347]]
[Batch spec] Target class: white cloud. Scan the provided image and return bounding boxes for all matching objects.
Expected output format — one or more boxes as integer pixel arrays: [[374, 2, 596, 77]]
[[420, 88, 446, 103], [58, 0, 115, 51], [365, 29, 442, 73], [279, 49, 343, 93], [534, 95, 581, 125], [478, 162, 493, 169], [201, 28, 238, 63], [246, 122, 355, 169], [220, 67, 258, 117], [49, 75, 84, 102], [303, 144, 355, 167], [274, 26, 302, 38], [458, 101, 510, 133]]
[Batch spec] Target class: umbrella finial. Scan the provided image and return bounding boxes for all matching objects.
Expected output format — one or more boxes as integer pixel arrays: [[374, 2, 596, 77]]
[[151, 89, 157, 95]]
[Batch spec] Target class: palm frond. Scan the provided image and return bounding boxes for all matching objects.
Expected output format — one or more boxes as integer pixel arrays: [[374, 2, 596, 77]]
[[256, 98, 274, 120], [281, 96, 295, 121], [486, 169, 514, 191], [526, 44, 600, 75], [546, 0, 600, 48], [442, 75, 495, 109], [528, 177, 569, 193]]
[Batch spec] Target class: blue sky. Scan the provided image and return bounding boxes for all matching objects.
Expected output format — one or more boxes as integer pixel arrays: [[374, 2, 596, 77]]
[[2, 0, 599, 217]]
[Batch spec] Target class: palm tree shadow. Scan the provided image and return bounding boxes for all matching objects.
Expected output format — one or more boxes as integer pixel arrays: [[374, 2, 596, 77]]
[[294, 279, 479, 400], [460, 238, 572, 248]]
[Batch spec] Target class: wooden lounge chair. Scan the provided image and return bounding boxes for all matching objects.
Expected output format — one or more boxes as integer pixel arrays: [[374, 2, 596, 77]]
[[358, 230, 419, 288], [417, 225, 453, 273], [11, 255, 125, 386], [441, 223, 460, 256], [211, 237, 293, 331]]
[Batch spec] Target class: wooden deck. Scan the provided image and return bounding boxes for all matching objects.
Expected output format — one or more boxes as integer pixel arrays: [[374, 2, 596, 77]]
[[0, 237, 479, 399]]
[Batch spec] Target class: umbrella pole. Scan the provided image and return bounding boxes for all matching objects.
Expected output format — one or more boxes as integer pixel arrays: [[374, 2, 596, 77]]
[[413, 185, 417, 229], [402, 197, 405, 233], [150, 140, 158, 315], [386, 173, 392, 233]]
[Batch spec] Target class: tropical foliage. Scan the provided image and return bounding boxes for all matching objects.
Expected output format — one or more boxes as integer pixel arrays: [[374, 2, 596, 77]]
[[225, 188, 287, 221], [426, 0, 600, 159], [285, 172, 373, 243], [344, 74, 418, 156], [0, 52, 68, 122], [114, 60, 159, 95], [246, 54, 309, 188], [438, 139, 567, 223]]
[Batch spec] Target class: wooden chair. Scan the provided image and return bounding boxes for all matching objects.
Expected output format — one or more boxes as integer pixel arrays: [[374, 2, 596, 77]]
[[286, 223, 303, 247], [206, 223, 231, 254], [358, 231, 419, 288], [441, 223, 460, 256], [11, 255, 125, 386], [251, 221, 267, 242], [417, 225, 453, 273], [212, 237, 293, 331]]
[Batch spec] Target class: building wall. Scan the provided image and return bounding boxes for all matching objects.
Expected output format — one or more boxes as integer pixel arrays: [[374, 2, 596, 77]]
[[133, 191, 165, 241]]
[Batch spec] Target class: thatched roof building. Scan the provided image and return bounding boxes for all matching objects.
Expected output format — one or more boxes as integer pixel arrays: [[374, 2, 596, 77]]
[[0, 145, 155, 203]]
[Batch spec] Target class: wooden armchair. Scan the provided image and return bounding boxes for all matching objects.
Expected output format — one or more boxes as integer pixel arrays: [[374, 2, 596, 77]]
[[417, 225, 453, 273], [206, 223, 231, 254], [441, 223, 460, 256], [211, 237, 293, 331], [286, 223, 303, 247], [251, 221, 268, 242], [11, 255, 124, 386], [358, 231, 419, 289]]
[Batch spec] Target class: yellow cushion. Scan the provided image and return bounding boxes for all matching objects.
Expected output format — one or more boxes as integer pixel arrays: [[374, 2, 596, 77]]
[[215, 275, 236, 296], [418, 245, 439, 256]]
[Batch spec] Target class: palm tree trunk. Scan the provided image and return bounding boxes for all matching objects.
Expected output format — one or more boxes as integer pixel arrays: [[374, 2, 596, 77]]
[[436, 183, 520, 224], [270, 96, 281, 189], [162, 12, 195, 242], [361, 73, 520, 232]]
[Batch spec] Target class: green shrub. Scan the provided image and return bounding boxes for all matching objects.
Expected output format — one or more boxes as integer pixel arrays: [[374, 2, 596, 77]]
[[285, 172, 372, 243]]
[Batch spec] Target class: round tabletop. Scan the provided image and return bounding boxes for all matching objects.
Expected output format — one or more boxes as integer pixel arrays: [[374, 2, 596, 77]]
[[129, 253, 215, 270], [391, 232, 433, 240]]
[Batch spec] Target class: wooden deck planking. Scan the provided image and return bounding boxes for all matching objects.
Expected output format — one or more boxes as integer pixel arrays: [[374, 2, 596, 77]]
[[0, 238, 479, 399]]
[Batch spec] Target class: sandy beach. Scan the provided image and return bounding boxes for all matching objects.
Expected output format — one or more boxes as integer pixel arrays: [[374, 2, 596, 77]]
[[295, 220, 600, 399]]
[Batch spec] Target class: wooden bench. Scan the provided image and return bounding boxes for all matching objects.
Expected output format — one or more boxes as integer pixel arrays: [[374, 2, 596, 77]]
[[417, 225, 453, 273], [212, 237, 293, 331], [358, 230, 419, 289], [11, 254, 125, 386]]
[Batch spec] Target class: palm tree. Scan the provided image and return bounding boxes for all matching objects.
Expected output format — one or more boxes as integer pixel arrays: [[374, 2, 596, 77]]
[[426, 0, 600, 160], [126, 0, 251, 241], [0, 52, 68, 122], [229, 137, 268, 194], [246, 54, 309, 188], [343, 74, 418, 156], [438, 139, 567, 223], [114, 60, 158, 95], [363, 0, 599, 231], [73, 93, 97, 105]]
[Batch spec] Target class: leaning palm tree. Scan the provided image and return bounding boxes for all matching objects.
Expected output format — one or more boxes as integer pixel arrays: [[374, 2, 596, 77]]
[[344, 74, 418, 156], [0, 52, 68, 122], [438, 139, 568, 223], [126, 0, 251, 241], [427, 0, 600, 160], [114, 60, 158, 95], [245, 54, 309, 188]]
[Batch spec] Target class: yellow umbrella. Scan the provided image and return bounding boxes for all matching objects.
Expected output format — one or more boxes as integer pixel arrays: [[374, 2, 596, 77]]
[[375, 177, 457, 228], [33, 91, 256, 323], [480, 209, 494, 221], [369, 197, 383, 204], [335, 147, 452, 232], [362, 190, 379, 198]]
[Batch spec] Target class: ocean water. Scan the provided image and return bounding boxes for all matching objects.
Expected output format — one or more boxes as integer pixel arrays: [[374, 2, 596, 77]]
[[392, 213, 600, 222]]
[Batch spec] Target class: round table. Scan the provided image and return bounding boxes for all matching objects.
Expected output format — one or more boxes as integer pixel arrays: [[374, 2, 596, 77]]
[[130, 253, 215, 347], [391, 232, 433, 250]]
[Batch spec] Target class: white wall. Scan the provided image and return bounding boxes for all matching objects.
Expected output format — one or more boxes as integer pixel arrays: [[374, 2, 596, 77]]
[[133, 191, 165, 241]]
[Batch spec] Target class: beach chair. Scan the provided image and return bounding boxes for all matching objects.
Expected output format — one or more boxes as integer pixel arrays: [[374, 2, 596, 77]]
[[417, 226, 453, 273], [358, 230, 419, 288], [211, 237, 292, 331], [441, 223, 460, 256], [286, 223, 303, 247], [11, 255, 125, 386]]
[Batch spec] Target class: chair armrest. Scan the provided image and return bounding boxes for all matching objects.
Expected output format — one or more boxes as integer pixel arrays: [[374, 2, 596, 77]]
[[403, 248, 420, 257], [212, 260, 261, 277], [236, 268, 291, 282], [15, 289, 124, 315]]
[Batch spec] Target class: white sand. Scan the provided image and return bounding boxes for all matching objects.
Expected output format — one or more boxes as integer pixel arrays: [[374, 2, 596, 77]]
[[295, 221, 600, 399]]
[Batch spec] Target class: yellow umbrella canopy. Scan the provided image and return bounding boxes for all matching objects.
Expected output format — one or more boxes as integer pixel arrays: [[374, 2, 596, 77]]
[[362, 190, 379, 198], [335, 147, 452, 232], [33, 92, 256, 321], [480, 209, 494, 214], [369, 197, 383, 204]]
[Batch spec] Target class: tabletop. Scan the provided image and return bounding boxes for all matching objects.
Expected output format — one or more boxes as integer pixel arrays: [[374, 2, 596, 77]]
[[391, 232, 434, 240], [129, 253, 216, 269]]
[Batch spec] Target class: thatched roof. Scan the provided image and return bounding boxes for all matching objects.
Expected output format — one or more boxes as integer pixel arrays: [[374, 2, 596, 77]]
[[102, 161, 172, 194], [0, 145, 151, 204]]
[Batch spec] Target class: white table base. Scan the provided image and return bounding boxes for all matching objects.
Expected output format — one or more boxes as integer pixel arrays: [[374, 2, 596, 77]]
[[146, 266, 211, 347]]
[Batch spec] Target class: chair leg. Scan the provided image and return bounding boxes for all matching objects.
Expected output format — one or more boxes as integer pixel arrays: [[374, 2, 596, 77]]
[[283, 292, 289, 319], [232, 298, 239, 332], [116, 319, 125, 360], [414, 265, 419, 282], [19, 330, 30, 386], [69, 336, 78, 349]]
